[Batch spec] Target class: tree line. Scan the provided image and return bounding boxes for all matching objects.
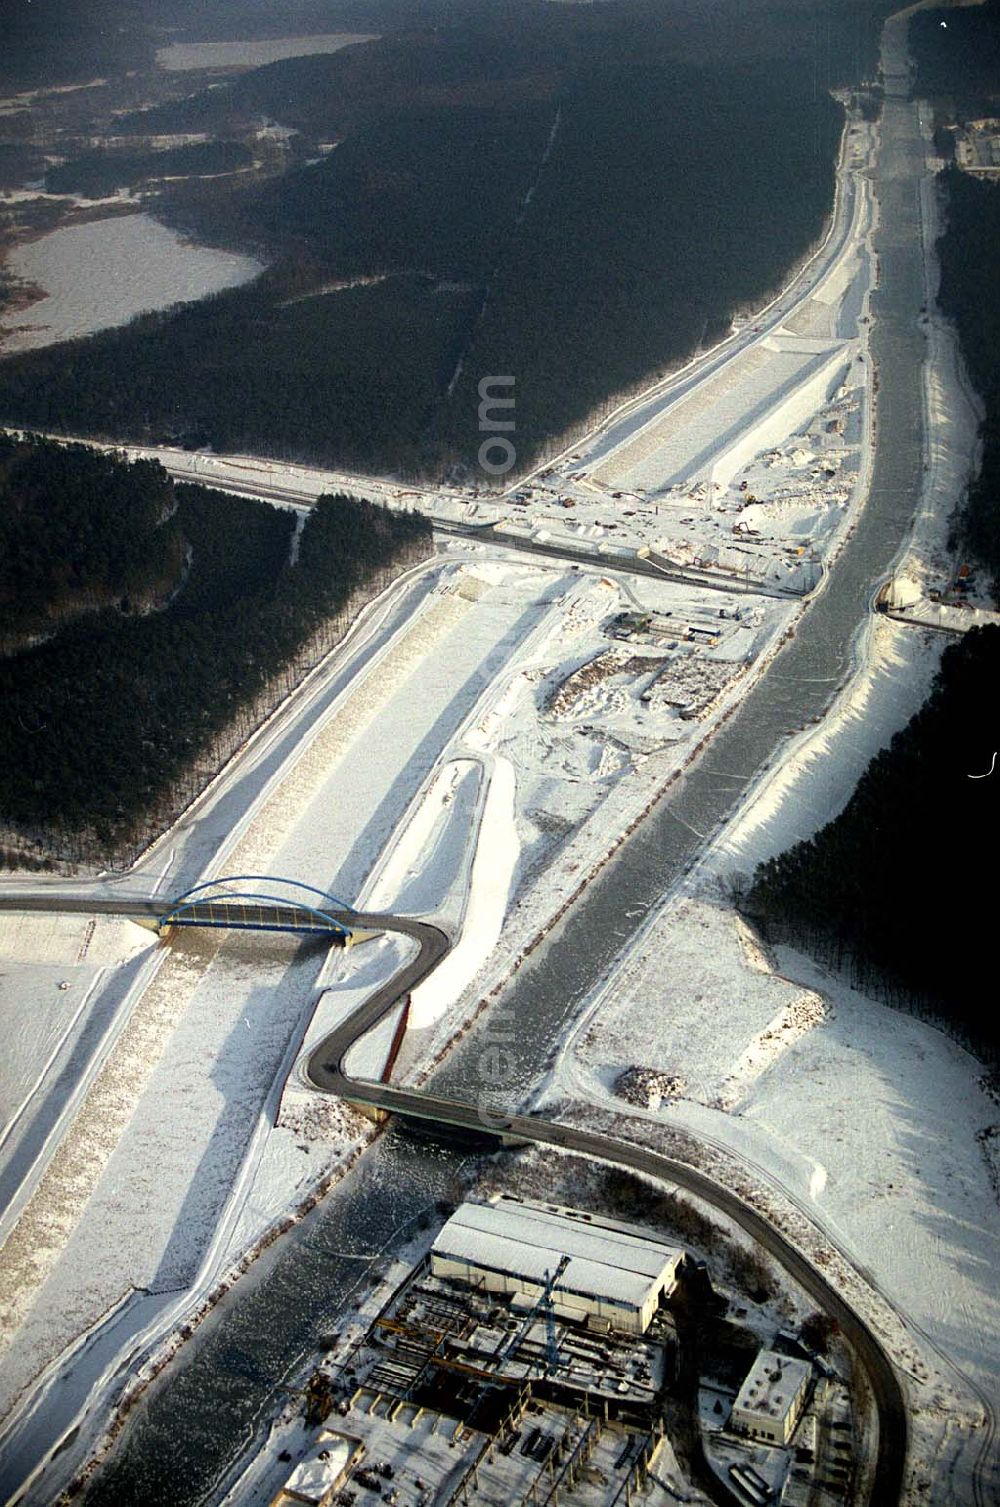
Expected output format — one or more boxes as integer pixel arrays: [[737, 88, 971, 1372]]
[[437, 61, 842, 475], [909, 3, 1000, 599], [909, 0, 1000, 117], [741, 626, 1000, 1064], [935, 167, 1000, 600], [44, 141, 253, 199], [0, 53, 843, 483], [0, 443, 432, 867]]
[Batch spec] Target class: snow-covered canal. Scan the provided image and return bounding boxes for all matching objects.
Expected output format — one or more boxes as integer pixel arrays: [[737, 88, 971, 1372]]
[[0, 215, 262, 355], [74, 41, 939, 1507]]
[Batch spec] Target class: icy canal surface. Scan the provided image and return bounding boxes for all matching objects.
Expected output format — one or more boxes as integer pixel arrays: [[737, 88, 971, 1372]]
[[0, 214, 263, 355]]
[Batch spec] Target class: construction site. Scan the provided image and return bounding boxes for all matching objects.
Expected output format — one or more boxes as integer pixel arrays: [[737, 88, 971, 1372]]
[[258, 1198, 856, 1507], [272, 1199, 687, 1507]]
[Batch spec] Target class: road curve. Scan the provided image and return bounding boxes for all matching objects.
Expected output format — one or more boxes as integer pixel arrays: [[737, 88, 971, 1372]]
[[300, 915, 907, 1507], [0, 890, 906, 1500]]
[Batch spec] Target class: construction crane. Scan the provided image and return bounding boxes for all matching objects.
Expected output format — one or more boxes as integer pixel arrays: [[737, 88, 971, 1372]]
[[542, 1275, 560, 1375], [498, 1255, 570, 1371]]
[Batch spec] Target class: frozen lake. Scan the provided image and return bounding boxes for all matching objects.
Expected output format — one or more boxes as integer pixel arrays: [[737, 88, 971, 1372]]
[[0, 214, 263, 355], [155, 33, 377, 72]]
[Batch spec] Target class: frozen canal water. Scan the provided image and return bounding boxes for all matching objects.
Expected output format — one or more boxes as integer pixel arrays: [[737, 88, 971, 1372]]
[[4, 21, 933, 1507], [0, 214, 262, 355]]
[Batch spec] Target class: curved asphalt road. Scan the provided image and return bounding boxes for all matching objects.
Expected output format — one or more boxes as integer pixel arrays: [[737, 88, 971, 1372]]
[[0, 891, 906, 1499], [302, 916, 907, 1506]]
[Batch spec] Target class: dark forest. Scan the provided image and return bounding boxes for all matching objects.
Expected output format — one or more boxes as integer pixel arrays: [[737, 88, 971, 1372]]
[[743, 627, 1000, 1064], [0, 3, 864, 479], [0, 439, 432, 866]]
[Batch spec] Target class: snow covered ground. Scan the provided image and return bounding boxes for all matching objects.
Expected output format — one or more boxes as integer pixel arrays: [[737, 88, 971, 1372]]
[[212, 555, 791, 1270], [550, 892, 1000, 1501], [0, 554, 795, 1471], [155, 34, 377, 71], [0, 918, 160, 1267], [535, 62, 999, 1507], [2, 44, 991, 1502], [0, 566, 547, 1411], [3, 550, 793, 1370], [0, 214, 262, 354]]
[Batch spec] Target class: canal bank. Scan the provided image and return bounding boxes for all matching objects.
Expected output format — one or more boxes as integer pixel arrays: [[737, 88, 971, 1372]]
[[6, 14, 936, 1507]]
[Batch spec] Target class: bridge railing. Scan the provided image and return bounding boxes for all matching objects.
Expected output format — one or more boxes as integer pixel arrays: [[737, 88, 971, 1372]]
[[159, 876, 354, 938]]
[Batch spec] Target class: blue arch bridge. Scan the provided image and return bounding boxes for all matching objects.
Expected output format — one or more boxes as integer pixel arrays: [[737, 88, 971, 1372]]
[[158, 876, 355, 941]]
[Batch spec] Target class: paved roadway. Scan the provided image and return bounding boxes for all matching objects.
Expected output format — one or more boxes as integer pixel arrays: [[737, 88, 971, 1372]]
[[303, 920, 906, 1506], [141, 459, 800, 601], [0, 889, 905, 1501], [434, 525, 802, 600]]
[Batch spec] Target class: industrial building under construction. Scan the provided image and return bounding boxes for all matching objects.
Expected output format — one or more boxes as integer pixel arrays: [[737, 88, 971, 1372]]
[[429, 1197, 686, 1337], [272, 1197, 697, 1507], [263, 1195, 848, 1507]]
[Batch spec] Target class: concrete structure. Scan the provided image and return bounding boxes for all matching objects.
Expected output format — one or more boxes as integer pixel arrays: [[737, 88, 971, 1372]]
[[271, 1429, 364, 1506], [730, 1350, 812, 1446], [430, 1195, 684, 1335], [955, 120, 1000, 178]]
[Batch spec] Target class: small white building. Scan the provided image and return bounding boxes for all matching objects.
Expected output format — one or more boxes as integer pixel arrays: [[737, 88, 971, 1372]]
[[270, 1429, 364, 1507], [730, 1350, 812, 1446], [430, 1196, 684, 1335]]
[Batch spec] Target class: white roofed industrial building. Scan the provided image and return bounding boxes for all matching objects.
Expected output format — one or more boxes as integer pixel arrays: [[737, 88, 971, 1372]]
[[730, 1349, 812, 1445], [430, 1195, 685, 1335]]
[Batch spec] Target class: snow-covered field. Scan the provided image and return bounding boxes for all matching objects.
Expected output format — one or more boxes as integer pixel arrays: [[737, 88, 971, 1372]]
[[551, 892, 1000, 1499], [1, 40, 993, 1503], [0, 215, 262, 354], [0, 555, 794, 1459], [537, 64, 999, 1507], [0, 920, 154, 1154], [0, 918, 159, 1262], [155, 34, 377, 71]]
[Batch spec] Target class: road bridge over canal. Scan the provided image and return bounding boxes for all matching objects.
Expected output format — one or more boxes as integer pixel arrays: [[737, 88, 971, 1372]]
[[0, 885, 906, 1503]]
